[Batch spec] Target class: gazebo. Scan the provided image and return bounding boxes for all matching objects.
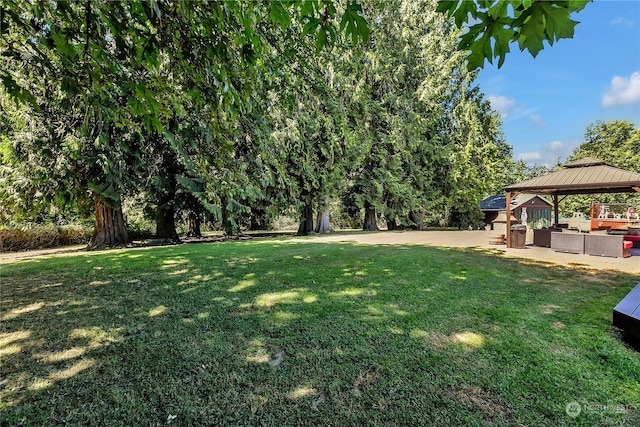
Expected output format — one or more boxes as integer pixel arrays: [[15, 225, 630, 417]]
[[503, 158, 640, 248]]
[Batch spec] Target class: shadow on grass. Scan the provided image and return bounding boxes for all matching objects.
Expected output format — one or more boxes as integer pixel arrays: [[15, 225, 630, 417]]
[[1, 241, 639, 425]]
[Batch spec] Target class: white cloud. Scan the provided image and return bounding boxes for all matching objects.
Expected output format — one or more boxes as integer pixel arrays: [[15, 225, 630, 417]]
[[518, 152, 542, 162], [511, 107, 540, 121], [517, 140, 580, 168], [611, 17, 634, 27], [487, 95, 515, 117], [547, 140, 563, 150], [529, 114, 547, 127], [602, 71, 640, 107]]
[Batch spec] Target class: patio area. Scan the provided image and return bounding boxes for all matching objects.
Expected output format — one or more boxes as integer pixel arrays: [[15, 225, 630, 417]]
[[304, 230, 640, 274]]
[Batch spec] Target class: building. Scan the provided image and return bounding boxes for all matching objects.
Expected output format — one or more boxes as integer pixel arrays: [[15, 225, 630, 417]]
[[480, 194, 553, 230]]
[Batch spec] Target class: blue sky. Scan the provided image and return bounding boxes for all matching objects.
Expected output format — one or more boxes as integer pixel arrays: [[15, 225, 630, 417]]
[[476, 0, 640, 167]]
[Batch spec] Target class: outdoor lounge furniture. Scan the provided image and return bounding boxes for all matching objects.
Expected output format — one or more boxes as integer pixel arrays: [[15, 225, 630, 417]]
[[584, 234, 631, 258], [613, 283, 640, 340], [550, 232, 585, 254], [598, 205, 611, 219], [533, 229, 552, 247], [533, 228, 563, 247], [624, 234, 640, 249]]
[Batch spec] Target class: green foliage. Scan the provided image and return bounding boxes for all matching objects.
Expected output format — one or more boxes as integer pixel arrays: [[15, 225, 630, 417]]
[[343, 0, 451, 227], [0, 94, 94, 224], [572, 120, 640, 173], [437, 0, 592, 69], [446, 86, 513, 229], [340, 1, 370, 45], [2, 0, 541, 237], [341, 0, 511, 229], [0, 0, 369, 240]]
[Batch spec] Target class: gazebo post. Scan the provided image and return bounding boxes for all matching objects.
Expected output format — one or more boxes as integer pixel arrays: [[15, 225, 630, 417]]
[[553, 195, 559, 227], [506, 191, 512, 248]]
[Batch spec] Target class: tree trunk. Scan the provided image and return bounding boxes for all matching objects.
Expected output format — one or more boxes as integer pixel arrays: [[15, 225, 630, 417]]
[[315, 199, 331, 233], [222, 211, 238, 236], [156, 201, 179, 241], [187, 211, 202, 237], [249, 211, 271, 231], [297, 201, 314, 236], [386, 218, 398, 231], [409, 211, 426, 230], [249, 215, 261, 231], [88, 194, 129, 249], [363, 204, 379, 231], [153, 148, 180, 241], [221, 197, 239, 236]]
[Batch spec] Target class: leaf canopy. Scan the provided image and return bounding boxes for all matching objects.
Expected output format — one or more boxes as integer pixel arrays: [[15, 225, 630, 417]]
[[438, 0, 591, 69]]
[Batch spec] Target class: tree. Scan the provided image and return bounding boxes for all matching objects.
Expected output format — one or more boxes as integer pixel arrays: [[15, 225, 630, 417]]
[[445, 86, 512, 229], [266, 79, 347, 235], [341, 0, 450, 230], [238, 19, 357, 236], [572, 120, 639, 173], [341, 0, 510, 230], [1, 0, 370, 247], [0, 93, 93, 225], [2, 0, 588, 243]]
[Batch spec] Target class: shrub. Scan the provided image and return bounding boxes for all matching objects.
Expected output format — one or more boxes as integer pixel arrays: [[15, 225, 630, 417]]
[[0, 224, 92, 252], [125, 220, 156, 241]]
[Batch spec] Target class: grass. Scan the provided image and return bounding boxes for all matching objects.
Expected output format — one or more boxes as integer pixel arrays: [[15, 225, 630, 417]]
[[1, 238, 639, 426]]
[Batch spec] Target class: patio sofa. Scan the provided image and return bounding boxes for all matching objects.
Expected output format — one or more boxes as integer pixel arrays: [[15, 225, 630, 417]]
[[550, 232, 585, 254], [584, 234, 631, 258]]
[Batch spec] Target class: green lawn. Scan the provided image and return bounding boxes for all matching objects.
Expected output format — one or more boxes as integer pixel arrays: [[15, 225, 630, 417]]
[[1, 239, 639, 426]]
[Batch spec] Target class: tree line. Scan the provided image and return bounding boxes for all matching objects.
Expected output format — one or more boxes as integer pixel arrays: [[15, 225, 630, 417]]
[[0, 1, 594, 247]]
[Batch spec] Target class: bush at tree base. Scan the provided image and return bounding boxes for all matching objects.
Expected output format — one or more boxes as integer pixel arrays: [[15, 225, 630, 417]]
[[0, 225, 91, 252]]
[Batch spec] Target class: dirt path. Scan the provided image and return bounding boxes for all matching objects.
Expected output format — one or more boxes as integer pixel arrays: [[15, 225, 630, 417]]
[[0, 244, 88, 264]]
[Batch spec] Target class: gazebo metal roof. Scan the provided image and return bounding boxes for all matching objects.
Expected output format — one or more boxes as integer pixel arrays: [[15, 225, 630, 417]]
[[504, 158, 640, 196]]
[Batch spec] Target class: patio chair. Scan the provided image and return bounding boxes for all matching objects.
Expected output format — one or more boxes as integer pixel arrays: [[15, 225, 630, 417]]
[[598, 205, 610, 219]]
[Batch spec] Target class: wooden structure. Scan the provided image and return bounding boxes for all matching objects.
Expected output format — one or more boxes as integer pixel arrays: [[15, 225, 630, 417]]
[[480, 194, 552, 230], [503, 158, 640, 248]]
